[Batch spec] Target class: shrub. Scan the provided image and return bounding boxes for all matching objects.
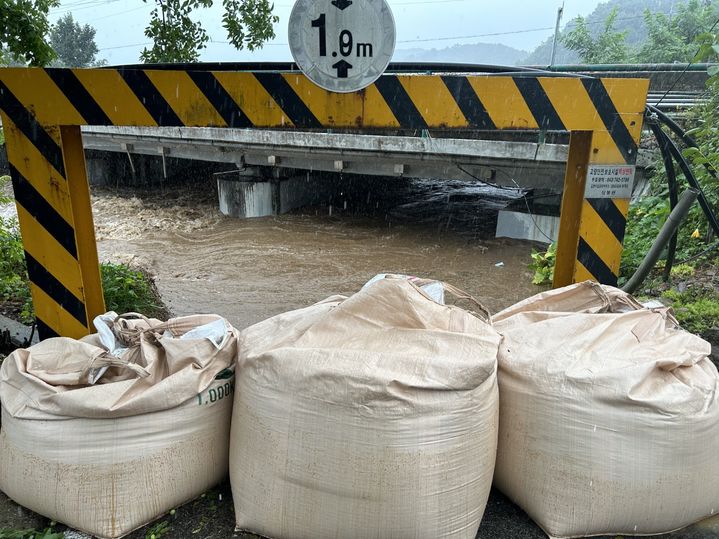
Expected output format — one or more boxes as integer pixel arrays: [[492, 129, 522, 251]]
[[101, 263, 166, 319], [0, 214, 167, 324], [0, 216, 33, 324]]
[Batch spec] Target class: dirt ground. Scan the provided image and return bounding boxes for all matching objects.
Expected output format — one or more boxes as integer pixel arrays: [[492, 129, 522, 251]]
[[1, 482, 718, 539]]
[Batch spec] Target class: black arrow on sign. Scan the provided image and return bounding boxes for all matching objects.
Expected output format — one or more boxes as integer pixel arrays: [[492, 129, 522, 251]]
[[332, 59, 353, 78], [331, 0, 353, 10]]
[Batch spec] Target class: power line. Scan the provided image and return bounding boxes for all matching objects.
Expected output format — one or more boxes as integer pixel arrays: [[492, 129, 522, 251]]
[[50, 0, 123, 15], [86, 4, 152, 23], [396, 14, 648, 45], [655, 17, 719, 108], [98, 42, 151, 51], [398, 26, 555, 44], [209, 15, 647, 49], [92, 9, 654, 54]]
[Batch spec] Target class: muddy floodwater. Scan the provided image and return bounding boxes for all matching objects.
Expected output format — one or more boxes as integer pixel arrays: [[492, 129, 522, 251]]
[[91, 176, 543, 329]]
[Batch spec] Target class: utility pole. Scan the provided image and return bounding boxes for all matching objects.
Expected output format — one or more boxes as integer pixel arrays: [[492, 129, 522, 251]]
[[550, 3, 564, 67]]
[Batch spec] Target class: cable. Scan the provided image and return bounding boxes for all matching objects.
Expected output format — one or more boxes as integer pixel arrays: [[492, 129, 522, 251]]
[[657, 119, 719, 238], [654, 17, 719, 108], [646, 118, 680, 280], [648, 105, 719, 181], [50, 0, 124, 15], [492, 167, 556, 243], [459, 164, 556, 244], [455, 164, 517, 192], [455, 162, 556, 243], [420, 116, 567, 245], [86, 4, 153, 23], [98, 42, 152, 51], [208, 25, 558, 47], [25, 321, 36, 348], [414, 128, 555, 242], [676, 241, 719, 264], [398, 27, 555, 44], [644, 105, 719, 271]]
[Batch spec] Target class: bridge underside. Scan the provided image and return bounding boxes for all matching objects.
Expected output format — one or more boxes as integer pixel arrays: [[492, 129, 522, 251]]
[[82, 126, 572, 191]]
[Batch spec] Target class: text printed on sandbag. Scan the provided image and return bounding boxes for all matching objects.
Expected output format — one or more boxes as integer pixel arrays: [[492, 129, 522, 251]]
[[197, 381, 235, 406]]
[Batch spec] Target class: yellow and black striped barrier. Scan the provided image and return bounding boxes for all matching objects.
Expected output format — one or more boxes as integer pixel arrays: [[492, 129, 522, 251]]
[[0, 67, 648, 338]]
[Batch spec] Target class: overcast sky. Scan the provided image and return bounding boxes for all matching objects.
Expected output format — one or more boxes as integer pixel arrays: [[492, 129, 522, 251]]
[[48, 0, 604, 65]]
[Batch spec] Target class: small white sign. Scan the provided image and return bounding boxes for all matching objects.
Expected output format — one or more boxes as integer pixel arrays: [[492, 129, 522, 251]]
[[288, 0, 396, 93], [585, 165, 636, 199]]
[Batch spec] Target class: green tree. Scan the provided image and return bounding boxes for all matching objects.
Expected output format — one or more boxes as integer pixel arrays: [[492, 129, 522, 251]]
[[0, 0, 58, 66], [562, 8, 630, 64], [638, 0, 719, 63], [141, 0, 278, 63], [49, 13, 102, 67]]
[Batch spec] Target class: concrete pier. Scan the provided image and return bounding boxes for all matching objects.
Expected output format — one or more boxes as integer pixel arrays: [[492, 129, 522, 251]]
[[217, 169, 320, 218], [496, 210, 560, 244]]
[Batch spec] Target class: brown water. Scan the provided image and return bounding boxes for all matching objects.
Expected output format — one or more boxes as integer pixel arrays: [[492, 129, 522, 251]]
[[90, 177, 543, 330]]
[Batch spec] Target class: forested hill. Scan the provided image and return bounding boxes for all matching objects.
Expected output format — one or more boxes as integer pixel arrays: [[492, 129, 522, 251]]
[[392, 43, 528, 65], [524, 0, 719, 65]]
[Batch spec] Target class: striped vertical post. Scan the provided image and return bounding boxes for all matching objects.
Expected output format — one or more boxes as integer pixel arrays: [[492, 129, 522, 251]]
[[0, 109, 104, 339]]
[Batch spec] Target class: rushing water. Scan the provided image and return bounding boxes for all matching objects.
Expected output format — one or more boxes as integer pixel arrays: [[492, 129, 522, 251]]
[[90, 176, 544, 330]]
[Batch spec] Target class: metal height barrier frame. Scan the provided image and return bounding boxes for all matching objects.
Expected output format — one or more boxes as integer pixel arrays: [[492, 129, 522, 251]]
[[0, 67, 649, 339]]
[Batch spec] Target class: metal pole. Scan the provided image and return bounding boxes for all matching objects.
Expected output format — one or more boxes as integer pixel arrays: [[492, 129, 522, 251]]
[[622, 188, 699, 294], [550, 3, 565, 67]]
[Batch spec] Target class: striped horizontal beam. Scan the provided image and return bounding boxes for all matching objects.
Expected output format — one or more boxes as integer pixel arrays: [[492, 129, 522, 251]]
[[0, 68, 648, 161], [0, 67, 650, 339]]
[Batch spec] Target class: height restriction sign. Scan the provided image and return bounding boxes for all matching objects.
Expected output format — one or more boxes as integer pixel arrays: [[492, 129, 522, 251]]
[[288, 0, 396, 93]]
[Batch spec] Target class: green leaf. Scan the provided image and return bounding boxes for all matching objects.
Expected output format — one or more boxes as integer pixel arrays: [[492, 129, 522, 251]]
[[708, 65, 719, 77]]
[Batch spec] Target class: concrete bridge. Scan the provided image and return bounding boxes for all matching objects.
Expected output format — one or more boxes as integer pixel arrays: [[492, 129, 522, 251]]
[[80, 63, 710, 188]]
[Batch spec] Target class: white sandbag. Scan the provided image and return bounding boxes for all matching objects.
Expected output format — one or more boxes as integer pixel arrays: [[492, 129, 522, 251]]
[[230, 278, 501, 539], [493, 281, 719, 538], [0, 314, 239, 539]]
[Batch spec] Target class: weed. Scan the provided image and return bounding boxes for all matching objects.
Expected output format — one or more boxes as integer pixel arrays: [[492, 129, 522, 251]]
[[662, 286, 719, 336], [144, 520, 170, 539], [670, 264, 696, 279], [0, 527, 63, 539], [529, 243, 556, 285]]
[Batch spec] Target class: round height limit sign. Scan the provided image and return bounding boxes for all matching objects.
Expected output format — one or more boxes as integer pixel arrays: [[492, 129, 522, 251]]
[[289, 0, 396, 93]]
